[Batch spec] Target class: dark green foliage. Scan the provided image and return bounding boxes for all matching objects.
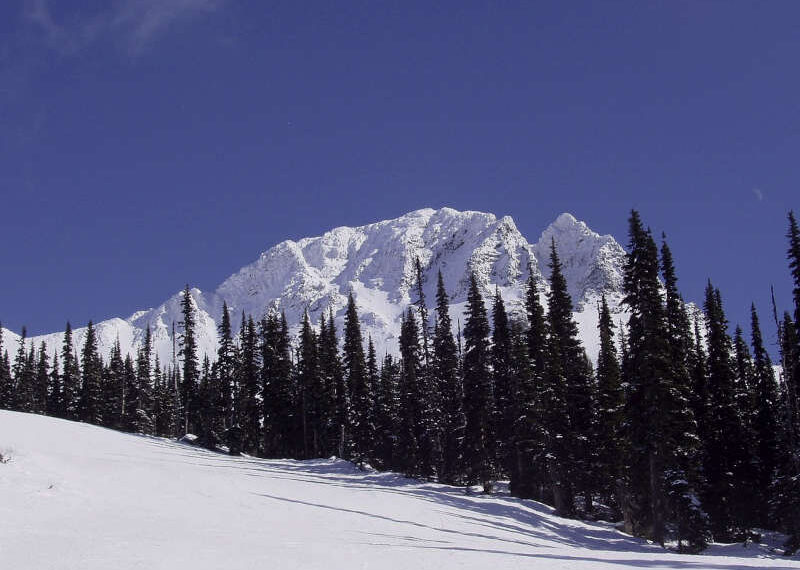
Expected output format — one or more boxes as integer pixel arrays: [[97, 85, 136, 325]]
[[777, 211, 800, 554], [373, 353, 400, 470], [320, 310, 347, 457], [491, 288, 516, 481], [261, 311, 295, 458], [595, 295, 623, 507], [178, 285, 200, 434], [33, 342, 49, 414], [215, 304, 237, 450], [414, 257, 432, 368], [461, 272, 494, 491], [297, 311, 322, 458], [102, 339, 125, 429], [344, 293, 372, 464], [546, 240, 595, 516], [748, 306, 780, 526], [60, 323, 80, 420], [131, 326, 154, 434], [46, 351, 61, 417], [0, 325, 12, 410], [238, 315, 261, 455], [78, 322, 103, 425], [701, 283, 753, 541], [152, 356, 179, 438], [11, 328, 33, 412], [621, 211, 705, 547], [660, 237, 707, 552], [365, 336, 380, 464], [514, 270, 548, 500], [397, 308, 422, 477], [411, 267, 442, 479], [433, 271, 464, 484]]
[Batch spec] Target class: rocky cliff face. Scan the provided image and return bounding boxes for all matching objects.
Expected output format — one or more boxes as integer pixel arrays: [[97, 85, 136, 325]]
[[2, 207, 627, 366]]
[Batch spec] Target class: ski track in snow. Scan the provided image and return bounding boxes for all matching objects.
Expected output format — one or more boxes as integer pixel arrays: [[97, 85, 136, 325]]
[[1, 411, 797, 570]]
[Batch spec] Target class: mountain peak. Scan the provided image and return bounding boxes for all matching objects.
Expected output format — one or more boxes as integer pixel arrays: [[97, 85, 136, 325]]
[[10, 207, 627, 367]]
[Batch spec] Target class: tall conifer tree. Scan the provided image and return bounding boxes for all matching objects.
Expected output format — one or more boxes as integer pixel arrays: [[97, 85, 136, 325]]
[[78, 321, 102, 425], [547, 240, 595, 514], [344, 293, 372, 463], [462, 272, 494, 491], [749, 305, 780, 526], [595, 295, 623, 507], [178, 285, 200, 434], [0, 325, 11, 410], [491, 288, 516, 481], [60, 323, 80, 420], [433, 271, 463, 484], [397, 309, 422, 476]]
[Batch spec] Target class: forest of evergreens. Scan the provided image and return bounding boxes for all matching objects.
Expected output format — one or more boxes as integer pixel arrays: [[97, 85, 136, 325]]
[[2, 210, 800, 554]]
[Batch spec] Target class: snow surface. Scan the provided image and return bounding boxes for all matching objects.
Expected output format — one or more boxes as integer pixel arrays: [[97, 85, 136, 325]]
[[2, 207, 627, 366], [2, 411, 797, 570]]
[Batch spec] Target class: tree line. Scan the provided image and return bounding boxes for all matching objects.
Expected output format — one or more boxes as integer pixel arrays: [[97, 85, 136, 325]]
[[1, 210, 800, 554]]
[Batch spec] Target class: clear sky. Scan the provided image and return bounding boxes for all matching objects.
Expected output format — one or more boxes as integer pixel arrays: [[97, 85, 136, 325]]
[[1, 1, 798, 343]]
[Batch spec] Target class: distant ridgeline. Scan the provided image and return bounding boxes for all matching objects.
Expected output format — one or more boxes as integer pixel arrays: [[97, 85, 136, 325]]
[[1, 209, 800, 555]]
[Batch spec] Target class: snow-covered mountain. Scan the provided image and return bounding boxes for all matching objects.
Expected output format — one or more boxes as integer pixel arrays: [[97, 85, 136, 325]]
[[1, 208, 627, 367]]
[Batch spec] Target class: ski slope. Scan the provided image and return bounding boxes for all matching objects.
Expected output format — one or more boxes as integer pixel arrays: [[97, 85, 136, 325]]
[[1, 411, 796, 569]]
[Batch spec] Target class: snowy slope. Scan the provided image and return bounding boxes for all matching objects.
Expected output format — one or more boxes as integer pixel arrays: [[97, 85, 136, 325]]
[[2, 207, 627, 366], [1, 411, 796, 569]]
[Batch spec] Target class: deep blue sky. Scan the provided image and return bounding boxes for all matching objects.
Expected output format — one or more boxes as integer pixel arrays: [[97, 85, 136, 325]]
[[1, 1, 798, 342]]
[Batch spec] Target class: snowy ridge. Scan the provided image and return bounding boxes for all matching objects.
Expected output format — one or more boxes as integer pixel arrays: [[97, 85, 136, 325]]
[[1, 208, 627, 367], [1, 410, 795, 569]]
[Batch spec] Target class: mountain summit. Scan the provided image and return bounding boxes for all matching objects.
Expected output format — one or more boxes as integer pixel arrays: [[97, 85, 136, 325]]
[[2, 208, 626, 365]]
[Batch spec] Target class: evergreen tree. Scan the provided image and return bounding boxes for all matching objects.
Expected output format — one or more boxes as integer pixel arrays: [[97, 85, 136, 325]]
[[547, 240, 595, 514], [320, 310, 347, 457], [297, 311, 322, 458], [748, 305, 780, 526], [702, 283, 752, 540], [344, 293, 372, 464], [33, 342, 49, 414], [238, 315, 261, 455], [397, 308, 422, 477], [374, 353, 400, 470], [46, 351, 61, 417], [0, 325, 11, 410], [491, 288, 516, 481], [515, 270, 549, 500], [777, 211, 800, 553], [77, 321, 103, 425], [689, 314, 709, 454], [11, 328, 29, 411], [197, 355, 215, 445], [178, 285, 200, 434], [261, 311, 295, 457], [102, 339, 125, 429], [132, 326, 154, 434], [17, 341, 37, 412], [414, 257, 432, 367], [122, 354, 137, 428], [412, 263, 441, 478], [461, 272, 494, 491], [365, 336, 380, 464], [660, 237, 706, 551], [433, 271, 464, 484], [215, 303, 237, 449], [60, 323, 80, 420], [620, 211, 687, 544], [151, 357, 172, 437], [595, 295, 623, 507]]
